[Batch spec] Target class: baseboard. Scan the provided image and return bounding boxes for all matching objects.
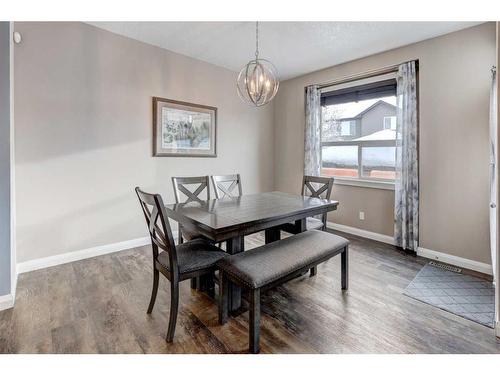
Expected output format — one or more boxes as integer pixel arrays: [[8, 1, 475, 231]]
[[416, 247, 493, 276], [0, 293, 14, 311], [326, 222, 396, 246], [17, 236, 153, 274], [326, 222, 493, 276]]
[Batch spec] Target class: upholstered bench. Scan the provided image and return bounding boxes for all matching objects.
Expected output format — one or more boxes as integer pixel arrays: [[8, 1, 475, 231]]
[[217, 230, 349, 353]]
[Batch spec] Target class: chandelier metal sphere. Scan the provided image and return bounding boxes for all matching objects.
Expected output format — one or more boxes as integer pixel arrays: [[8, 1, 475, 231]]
[[237, 22, 279, 107]]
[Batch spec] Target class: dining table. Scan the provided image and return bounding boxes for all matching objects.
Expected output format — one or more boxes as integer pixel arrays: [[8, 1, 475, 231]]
[[164, 191, 339, 313]]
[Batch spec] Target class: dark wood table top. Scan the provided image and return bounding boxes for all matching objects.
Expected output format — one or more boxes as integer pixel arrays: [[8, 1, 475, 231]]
[[165, 191, 339, 242]]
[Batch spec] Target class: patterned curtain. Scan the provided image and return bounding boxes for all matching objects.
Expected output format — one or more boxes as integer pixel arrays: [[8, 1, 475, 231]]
[[394, 61, 419, 251], [304, 85, 321, 176], [489, 68, 497, 281]]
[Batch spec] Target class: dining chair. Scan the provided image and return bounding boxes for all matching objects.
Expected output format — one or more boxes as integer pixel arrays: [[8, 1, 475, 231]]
[[135, 187, 227, 342], [281, 175, 334, 276], [172, 176, 214, 289], [211, 174, 243, 199], [211, 174, 246, 252], [172, 176, 211, 244], [301, 175, 335, 231]]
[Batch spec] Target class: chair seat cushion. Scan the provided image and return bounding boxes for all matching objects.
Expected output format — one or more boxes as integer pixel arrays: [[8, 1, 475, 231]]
[[218, 230, 348, 289], [306, 217, 324, 230], [158, 239, 228, 274]]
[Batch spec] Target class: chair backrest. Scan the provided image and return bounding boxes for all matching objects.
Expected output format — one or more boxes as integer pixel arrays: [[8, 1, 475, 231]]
[[172, 176, 211, 204], [135, 187, 178, 275], [211, 174, 242, 199], [302, 175, 334, 200]]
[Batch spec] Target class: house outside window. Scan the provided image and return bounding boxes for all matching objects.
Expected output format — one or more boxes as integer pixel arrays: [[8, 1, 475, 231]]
[[320, 76, 397, 184]]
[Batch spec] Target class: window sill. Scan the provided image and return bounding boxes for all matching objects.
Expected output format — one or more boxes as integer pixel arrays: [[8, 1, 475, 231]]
[[332, 178, 395, 191]]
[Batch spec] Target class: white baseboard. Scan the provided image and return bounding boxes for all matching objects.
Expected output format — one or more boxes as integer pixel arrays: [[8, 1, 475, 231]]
[[417, 247, 493, 276], [17, 236, 152, 274], [0, 293, 14, 311], [326, 222, 493, 276], [326, 222, 396, 246]]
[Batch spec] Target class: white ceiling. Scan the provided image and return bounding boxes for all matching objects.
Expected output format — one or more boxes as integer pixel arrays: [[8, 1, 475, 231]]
[[87, 22, 483, 80]]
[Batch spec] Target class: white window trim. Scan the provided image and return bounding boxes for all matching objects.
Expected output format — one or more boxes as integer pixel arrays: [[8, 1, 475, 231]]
[[333, 177, 395, 190]]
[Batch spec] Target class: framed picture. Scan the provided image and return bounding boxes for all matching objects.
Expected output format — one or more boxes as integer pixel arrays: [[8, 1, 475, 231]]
[[153, 97, 217, 157]]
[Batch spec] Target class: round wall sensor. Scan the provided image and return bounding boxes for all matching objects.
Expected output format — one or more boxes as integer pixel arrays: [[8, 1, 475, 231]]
[[13, 32, 22, 44]]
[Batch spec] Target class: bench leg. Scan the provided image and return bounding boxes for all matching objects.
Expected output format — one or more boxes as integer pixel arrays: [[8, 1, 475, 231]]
[[341, 245, 349, 291], [249, 288, 261, 354], [218, 271, 229, 325]]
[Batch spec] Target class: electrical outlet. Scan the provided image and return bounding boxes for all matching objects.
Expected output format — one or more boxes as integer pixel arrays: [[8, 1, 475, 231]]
[[359, 211, 365, 221]]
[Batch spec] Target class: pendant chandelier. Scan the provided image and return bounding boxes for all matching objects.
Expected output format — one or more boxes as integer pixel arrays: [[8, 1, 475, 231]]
[[237, 22, 279, 107]]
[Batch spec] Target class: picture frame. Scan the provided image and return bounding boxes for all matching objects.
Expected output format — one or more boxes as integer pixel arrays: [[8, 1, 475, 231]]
[[152, 97, 217, 157]]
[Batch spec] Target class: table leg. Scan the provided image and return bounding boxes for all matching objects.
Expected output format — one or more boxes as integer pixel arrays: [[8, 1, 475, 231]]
[[264, 227, 281, 244], [226, 235, 244, 312], [295, 218, 307, 232]]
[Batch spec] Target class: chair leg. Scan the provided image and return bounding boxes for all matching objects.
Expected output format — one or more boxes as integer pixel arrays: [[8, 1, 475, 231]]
[[166, 280, 180, 342], [206, 272, 215, 298], [147, 269, 159, 314], [341, 245, 349, 291], [309, 266, 317, 277], [218, 271, 229, 325], [199, 273, 215, 297], [249, 288, 261, 354]]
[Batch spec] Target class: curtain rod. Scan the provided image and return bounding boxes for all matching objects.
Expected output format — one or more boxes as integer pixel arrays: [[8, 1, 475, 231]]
[[315, 59, 419, 90]]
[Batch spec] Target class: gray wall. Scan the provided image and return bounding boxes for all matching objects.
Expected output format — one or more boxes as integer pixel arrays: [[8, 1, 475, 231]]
[[274, 23, 496, 265], [14, 22, 275, 263], [0, 22, 11, 296]]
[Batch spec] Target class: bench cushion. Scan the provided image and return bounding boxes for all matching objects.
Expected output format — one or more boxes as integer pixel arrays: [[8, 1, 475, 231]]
[[217, 230, 348, 289]]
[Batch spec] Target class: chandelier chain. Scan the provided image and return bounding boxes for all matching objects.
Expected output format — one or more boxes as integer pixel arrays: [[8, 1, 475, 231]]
[[255, 21, 259, 59]]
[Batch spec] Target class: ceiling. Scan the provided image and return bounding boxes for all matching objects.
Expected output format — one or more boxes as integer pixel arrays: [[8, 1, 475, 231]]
[[88, 22, 483, 80]]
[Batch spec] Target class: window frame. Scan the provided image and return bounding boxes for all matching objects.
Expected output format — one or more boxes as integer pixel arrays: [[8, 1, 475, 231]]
[[319, 73, 398, 188], [320, 139, 396, 183]]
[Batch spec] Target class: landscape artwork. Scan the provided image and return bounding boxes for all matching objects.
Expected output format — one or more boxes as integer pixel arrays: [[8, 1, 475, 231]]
[[153, 97, 217, 157]]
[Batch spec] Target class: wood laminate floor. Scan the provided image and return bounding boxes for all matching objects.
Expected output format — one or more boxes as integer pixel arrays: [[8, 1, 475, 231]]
[[1, 231, 499, 354]]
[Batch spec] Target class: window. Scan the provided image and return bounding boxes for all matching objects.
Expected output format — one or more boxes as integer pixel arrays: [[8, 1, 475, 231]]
[[383, 116, 397, 130], [320, 77, 397, 182], [340, 120, 356, 136]]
